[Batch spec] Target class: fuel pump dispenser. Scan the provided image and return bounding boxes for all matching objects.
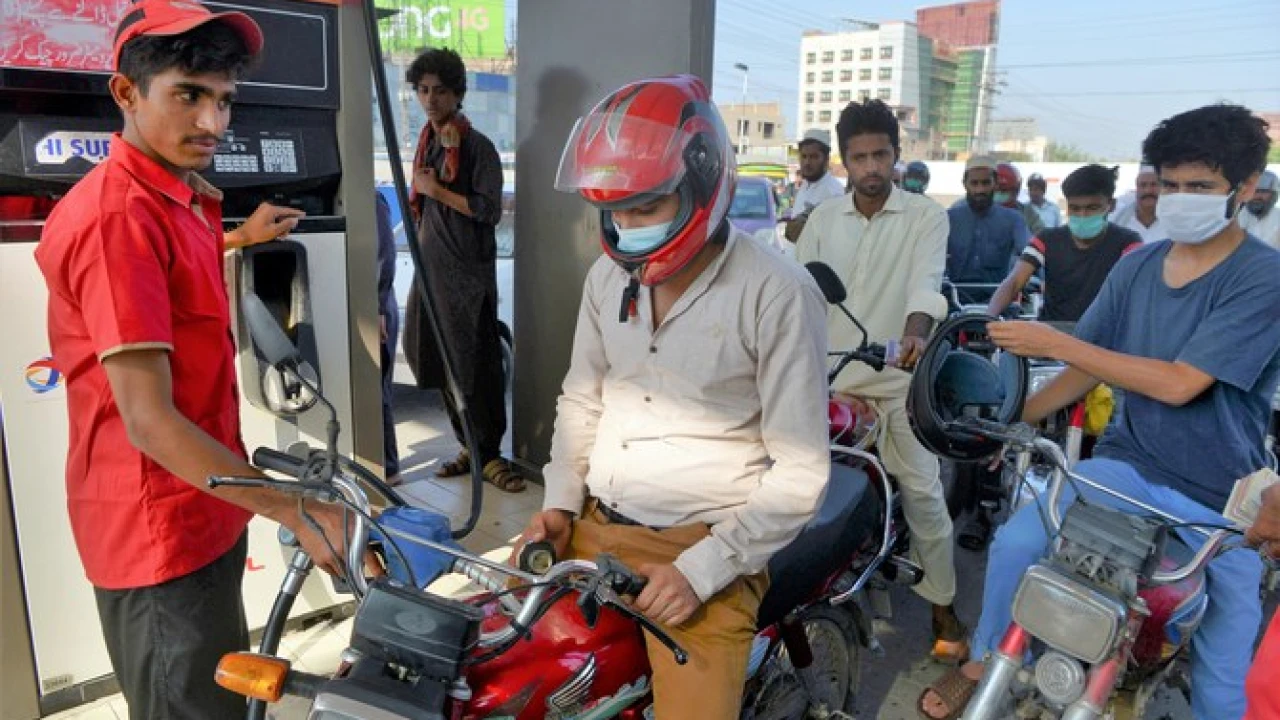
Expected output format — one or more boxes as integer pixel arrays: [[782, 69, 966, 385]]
[[0, 0, 379, 715]]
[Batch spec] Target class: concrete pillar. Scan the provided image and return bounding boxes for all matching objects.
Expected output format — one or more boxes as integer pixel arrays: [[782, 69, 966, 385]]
[[511, 0, 716, 469], [336, 0, 382, 471]]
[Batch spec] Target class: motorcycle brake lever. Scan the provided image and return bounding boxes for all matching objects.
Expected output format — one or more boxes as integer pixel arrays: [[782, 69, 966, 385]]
[[594, 585, 689, 666], [577, 576, 603, 629]]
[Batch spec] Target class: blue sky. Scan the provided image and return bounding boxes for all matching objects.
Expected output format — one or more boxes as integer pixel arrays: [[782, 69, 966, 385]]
[[501, 0, 1279, 159], [710, 0, 1280, 158]]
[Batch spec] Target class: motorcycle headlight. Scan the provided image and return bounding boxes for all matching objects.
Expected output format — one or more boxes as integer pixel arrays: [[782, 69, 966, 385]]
[[1012, 564, 1128, 664]]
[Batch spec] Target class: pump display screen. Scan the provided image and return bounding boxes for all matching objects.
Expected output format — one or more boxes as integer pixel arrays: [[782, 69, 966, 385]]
[[211, 129, 306, 178]]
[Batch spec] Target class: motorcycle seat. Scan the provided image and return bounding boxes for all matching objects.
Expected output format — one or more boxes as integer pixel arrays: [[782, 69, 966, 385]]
[[757, 461, 883, 629]]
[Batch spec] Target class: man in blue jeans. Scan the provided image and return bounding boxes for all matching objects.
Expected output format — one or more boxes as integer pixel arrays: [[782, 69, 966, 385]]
[[920, 104, 1280, 719]]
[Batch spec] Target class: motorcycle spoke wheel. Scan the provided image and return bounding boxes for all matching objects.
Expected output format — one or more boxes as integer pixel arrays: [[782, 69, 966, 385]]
[[757, 607, 861, 719]]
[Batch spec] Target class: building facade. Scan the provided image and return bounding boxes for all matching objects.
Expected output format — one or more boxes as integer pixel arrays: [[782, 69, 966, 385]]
[[916, 0, 999, 48], [719, 102, 788, 159], [796, 21, 925, 158], [916, 0, 1000, 157]]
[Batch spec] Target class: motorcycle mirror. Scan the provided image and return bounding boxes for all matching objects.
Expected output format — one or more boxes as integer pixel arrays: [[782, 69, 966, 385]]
[[242, 293, 303, 368], [806, 261, 871, 349], [805, 261, 847, 305]]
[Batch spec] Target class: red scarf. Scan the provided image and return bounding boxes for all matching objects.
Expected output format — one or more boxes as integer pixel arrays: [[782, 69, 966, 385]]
[[409, 112, 471, 221]]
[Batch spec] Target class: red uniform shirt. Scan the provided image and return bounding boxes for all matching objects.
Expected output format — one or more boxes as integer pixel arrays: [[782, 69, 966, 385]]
[[36, 136, 252, 590], [1247, 612, 1280, 719]]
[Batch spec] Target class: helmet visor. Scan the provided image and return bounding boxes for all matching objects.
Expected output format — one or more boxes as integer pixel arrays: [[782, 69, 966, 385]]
[[555, 113, 692, 196]]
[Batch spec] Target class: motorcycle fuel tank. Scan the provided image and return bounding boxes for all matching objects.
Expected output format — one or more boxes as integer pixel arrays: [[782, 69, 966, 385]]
[[1131, 547, 1208, 668], [463, 594, 652, 719]]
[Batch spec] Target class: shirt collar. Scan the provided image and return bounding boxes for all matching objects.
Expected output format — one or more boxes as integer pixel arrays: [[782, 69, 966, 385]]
[[110, 134, 223, 207], [841, 184, 906, 216]]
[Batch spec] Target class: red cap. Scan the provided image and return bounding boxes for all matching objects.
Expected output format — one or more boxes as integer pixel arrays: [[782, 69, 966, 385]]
[[112, 0, 264, 71]]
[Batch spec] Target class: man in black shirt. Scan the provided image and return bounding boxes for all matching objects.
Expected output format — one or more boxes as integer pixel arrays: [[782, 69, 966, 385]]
[[987, 164, 1142, 321]]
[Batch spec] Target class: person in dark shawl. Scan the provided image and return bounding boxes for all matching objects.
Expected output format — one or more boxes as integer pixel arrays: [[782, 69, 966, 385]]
[[402, 48, 524, 492]]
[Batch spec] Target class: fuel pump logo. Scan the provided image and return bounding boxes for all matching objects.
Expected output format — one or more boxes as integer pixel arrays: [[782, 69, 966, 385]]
[[34, 132, 113, 166], [25, 357, 64, 394]]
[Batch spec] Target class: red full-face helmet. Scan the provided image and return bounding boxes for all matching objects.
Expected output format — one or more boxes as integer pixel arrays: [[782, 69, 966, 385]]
[[555, 74, 736, 286]]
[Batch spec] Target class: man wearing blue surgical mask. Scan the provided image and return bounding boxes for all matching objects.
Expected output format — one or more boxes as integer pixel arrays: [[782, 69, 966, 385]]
[[987, 164, 1142, 322]]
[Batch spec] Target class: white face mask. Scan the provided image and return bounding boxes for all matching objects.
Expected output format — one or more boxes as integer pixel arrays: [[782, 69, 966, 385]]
[[1156, 192, 1237, 245]]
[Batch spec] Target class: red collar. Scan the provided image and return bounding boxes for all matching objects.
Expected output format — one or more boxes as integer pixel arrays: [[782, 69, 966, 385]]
[[109, 134, 223, 207]]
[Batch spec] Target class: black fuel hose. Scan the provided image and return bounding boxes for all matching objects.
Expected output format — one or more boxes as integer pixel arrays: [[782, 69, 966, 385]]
[[360, 0, 483, 542]]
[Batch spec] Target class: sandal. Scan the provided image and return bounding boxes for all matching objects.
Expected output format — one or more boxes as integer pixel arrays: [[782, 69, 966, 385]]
[[918, 667, 980, 720], [931, 616, 971, 665], [482, 458, 526, 493], [436, 449, 471, 478]]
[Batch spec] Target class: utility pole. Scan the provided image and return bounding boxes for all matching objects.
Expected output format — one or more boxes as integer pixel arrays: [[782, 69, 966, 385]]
[[734, 62, 749, 156]]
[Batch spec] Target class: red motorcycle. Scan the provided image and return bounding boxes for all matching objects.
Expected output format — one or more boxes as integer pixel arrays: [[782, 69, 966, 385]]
[[949, 421, 1234, 720], [213, 267, 918, 719]]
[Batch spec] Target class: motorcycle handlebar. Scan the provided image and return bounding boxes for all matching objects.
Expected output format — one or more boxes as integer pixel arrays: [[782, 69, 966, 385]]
[[947, 422, 1234, 584], [1032, 436, 1232, 584], [829, 343, 887, 381], [252, 448, 306, 478]]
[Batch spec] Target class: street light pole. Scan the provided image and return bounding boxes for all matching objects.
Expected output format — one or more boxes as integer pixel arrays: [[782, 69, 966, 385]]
[[734, 62, 749, 156]]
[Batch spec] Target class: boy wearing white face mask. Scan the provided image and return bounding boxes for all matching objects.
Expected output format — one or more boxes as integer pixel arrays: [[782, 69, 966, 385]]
[[921, 104, 1280, 720]]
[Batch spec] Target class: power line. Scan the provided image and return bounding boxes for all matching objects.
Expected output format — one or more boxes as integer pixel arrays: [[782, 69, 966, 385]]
[[1002, 87, 1280, 98], [997, 19, 1273, 47], [999, 51, 1280, 71], [997, 0, 1270, 32]]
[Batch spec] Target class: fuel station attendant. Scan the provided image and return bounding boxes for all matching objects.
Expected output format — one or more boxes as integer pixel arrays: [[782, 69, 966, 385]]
[[34, 2, 351, 717]]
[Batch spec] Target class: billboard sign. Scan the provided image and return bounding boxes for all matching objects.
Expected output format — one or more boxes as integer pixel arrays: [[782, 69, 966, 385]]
[[0, 0, 130, 73], [377, 0, 506, 59]]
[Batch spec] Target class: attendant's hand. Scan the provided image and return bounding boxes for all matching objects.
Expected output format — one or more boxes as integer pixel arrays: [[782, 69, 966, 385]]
[[231, 203, 305, 248]]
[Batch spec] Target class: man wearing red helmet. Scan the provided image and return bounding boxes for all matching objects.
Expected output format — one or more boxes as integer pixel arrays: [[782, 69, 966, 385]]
[[519, 75, 830, 717], [995, 162, 1046, 235], [34, 2, 350, 716]]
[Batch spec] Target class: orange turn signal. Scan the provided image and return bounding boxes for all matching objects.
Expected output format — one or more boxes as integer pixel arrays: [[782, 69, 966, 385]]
[[215, 652, 291, 702]]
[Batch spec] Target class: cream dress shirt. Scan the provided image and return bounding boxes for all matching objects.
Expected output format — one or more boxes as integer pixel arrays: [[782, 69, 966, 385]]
[[795, 187, 949, 398], [542, 231, 832, 601]]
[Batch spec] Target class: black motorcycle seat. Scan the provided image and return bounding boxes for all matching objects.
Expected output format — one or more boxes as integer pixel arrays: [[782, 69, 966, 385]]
[[757, 462, 883, 630]]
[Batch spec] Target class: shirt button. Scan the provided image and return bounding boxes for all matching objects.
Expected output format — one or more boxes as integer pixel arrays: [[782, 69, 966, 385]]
[[644, 396, 651, 402], [649, 345, 657, 353], [611, 502, 619, 509], [621, 442, 628, 450]]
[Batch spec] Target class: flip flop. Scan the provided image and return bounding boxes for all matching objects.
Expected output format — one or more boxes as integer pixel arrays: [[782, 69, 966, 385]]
[[918, 667, 979, 720]]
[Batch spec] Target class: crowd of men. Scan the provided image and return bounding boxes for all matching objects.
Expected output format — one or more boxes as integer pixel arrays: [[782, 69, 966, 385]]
[[29, 1, 1280, 717]]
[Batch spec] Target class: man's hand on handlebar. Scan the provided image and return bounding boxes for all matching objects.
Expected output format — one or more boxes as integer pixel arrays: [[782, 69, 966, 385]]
[[896, 335, 927, 369], [987, 319, 1072, 359], [634, 563, 701, 627], [511, 509, 573, 567]]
